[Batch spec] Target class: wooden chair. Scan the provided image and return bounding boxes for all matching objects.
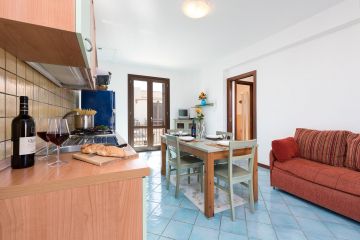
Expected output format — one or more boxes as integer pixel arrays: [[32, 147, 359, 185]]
[[214, 131, 234, 165], [214, 139, 257, 221], [166, 135, 204, 198], [216, 131, 233, 140]]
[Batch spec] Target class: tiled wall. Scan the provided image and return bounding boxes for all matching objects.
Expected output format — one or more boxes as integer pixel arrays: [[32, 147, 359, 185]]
[[0, 48, 78, 168]]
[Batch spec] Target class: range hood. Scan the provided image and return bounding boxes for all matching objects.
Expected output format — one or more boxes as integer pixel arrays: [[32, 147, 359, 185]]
[[27, 62, 95, 89]]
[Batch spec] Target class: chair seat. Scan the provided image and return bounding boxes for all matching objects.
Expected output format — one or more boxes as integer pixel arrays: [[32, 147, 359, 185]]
[[214, 164, 250, 179], [169, 155, 203, 167]]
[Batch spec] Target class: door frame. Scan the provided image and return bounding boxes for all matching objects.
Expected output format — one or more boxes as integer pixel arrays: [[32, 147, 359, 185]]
[[128, 74, 170, 151], [227, 70, 257, 139]]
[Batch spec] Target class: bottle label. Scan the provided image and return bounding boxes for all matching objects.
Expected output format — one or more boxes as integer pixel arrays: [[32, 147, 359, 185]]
[[19, 137, 36, 155]]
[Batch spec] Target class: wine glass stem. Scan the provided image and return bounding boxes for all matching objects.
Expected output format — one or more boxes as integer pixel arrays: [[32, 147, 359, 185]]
[[46, 142, 49, 158], [56, 145, 60, 163]]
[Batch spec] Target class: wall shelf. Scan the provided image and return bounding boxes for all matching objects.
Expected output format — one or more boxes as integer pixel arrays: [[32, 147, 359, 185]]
[[194, 103, 214, 108]]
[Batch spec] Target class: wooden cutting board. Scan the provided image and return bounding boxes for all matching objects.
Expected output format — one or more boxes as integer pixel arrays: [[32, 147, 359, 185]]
[[72, 146, 138, 166]]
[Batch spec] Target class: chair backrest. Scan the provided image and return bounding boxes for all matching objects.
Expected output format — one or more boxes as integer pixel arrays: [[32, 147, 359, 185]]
[[216, 131, 233, 140], [228, 139, 257, 179], [166, 135, 181, 165], [167, 129, 191, 135]]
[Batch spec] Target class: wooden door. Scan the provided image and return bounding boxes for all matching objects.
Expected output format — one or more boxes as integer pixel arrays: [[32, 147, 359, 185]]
[[128, 75, 170, 151]]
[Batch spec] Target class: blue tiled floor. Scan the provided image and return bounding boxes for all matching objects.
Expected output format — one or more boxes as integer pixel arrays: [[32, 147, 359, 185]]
[[143, 151, 360, 240]]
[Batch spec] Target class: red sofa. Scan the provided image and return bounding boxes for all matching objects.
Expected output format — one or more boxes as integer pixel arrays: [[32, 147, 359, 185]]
[[270, 128, 360, 222]]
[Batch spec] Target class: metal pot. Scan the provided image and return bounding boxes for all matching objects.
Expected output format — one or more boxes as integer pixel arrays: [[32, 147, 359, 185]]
[[74, 114, 94, 130], [63, 111, 94, 130]]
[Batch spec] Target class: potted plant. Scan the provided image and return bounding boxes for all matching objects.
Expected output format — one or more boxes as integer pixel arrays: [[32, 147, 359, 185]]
[[198, 91, 207, 106]]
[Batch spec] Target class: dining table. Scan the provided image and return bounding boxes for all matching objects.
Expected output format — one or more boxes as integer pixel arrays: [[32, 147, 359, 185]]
[[160, 135, 258, 218]]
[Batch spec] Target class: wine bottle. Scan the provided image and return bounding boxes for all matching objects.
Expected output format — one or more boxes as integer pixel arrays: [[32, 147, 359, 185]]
[[191, 119, 196, 137], [11, 96, 36, 169]]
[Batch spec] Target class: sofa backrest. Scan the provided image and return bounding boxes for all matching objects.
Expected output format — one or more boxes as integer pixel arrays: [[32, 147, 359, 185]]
[[345, 133, 360, 171], [294, 128, 350, 167]]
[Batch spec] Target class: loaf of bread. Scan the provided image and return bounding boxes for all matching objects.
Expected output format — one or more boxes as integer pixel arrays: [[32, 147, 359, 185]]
[[81, 144, 105, 154], [81, 144, 126, 157], [97, 145, 125, 157]]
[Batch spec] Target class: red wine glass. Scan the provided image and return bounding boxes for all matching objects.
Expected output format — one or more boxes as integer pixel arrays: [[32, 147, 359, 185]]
[[46, 118, 70, 167], [36, 118, 50, 160]]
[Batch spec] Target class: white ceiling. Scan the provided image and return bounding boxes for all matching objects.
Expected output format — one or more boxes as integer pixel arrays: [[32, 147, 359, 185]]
[[94, 0, 343, 70]]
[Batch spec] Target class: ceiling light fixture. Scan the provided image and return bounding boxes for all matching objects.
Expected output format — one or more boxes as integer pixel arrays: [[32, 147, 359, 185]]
[[182, 0, 211, 19]]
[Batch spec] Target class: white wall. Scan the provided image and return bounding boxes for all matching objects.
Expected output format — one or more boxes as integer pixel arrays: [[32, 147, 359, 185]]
[[99, 61, 199, 141], [198, 0, 360, 165]]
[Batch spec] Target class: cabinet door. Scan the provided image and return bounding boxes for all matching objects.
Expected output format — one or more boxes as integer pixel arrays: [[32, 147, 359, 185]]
[[76, 0, 92, 68]]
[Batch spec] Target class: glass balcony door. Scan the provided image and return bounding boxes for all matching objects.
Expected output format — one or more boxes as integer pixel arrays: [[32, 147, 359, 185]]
[[128, 75, 169, 151]]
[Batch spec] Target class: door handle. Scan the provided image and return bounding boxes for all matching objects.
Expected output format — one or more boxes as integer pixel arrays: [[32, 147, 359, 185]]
[[84, 38, 93, 52]]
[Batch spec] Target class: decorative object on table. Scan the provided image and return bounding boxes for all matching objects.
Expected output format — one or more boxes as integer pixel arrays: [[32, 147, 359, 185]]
[[11, 96, 36, 169], [206, 134, 223, 140], [46, 118, 70, 167], [191, 118, 196, 137], [216, 131, 233, 140], [37, 118, 50, 160], [179, 136, 194, 142], [195, 108, 206, 139], [216, 140, 230, 146], [198, 91, 207, 105]]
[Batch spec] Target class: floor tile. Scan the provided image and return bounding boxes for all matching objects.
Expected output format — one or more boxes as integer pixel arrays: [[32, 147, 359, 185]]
[[195, 213, 221, 230], [180, 197, 199, 210], [245, 208, 271, 224], [143, 151, 359, 240], [220, 216, 247, 236], [219, 231, 248, 240], [269, 212, 299, 229], [162, 220, 193, 240], [147, 232, 160, 240], [172, 208, 199, 224], [324, 221, 360, 240], [162, 194, 185, 207], [296, 216, 333, 237], [189, 226, 219, 240], [246, 221, 277, 240], [222, 206, 246, 220], [152, 204, 179, 219], [274, 226, 307, 240], [288, 205, 319, 220], [265, 201, 290, 214], [261, 191, 284, 203], [147, 215, 171, 235]]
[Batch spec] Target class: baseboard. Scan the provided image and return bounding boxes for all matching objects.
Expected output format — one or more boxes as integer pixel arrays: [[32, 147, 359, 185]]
[[258, 163, 270, 169]]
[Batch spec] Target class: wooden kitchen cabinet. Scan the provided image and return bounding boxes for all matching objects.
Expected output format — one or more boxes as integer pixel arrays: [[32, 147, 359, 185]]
[[0, 153, 150, 240], [0, 0, 97, 89]]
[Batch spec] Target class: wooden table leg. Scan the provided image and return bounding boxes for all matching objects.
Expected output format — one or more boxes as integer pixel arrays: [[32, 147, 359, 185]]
[[161, 141, 166, 176], [204, 153, 215, 218], [253, 148, 258, 202]]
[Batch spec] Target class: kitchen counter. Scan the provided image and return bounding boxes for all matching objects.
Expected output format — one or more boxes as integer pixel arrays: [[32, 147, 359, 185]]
[[0, 144, 150, 240]]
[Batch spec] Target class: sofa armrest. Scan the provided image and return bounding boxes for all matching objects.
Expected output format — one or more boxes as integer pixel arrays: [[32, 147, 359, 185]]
[[269, 150, 277, 170]]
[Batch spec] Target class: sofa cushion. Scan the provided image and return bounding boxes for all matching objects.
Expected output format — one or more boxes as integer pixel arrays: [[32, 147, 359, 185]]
[[274, 158, 360, 196], [272, 137, 299, 161], [294, 128, 350, 166], [345, 133, 360, 171]]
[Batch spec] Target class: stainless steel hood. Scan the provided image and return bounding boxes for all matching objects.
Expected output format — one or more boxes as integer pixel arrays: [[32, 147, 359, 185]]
[[27, 62, 94, 89]]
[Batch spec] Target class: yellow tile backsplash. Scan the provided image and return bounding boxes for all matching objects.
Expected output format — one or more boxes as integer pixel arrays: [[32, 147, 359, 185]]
[[0, 47, 78, 169], [5, 52, 16, 74], [5, 95, 16, 117], [5, 72, 16, 95], [0, 48, 5, 69], [0, 69, 5, 93]]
